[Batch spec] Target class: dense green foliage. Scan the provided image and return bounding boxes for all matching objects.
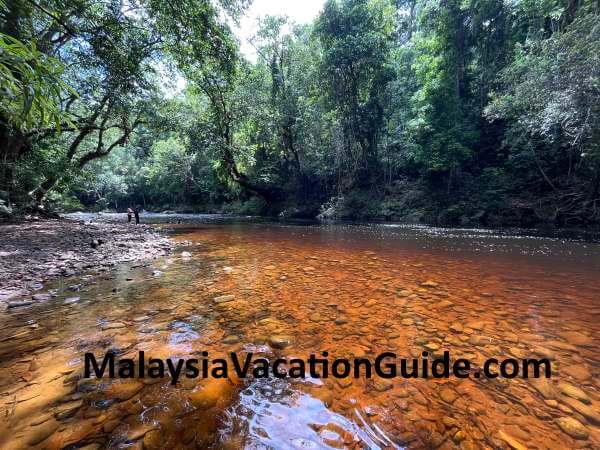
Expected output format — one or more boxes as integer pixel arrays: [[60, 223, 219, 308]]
[[1, 0, 599, 226]]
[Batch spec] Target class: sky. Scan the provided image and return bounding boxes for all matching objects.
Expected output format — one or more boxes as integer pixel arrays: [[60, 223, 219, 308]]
[[235, 0, 325, 60], [161, 0, 325, 95]]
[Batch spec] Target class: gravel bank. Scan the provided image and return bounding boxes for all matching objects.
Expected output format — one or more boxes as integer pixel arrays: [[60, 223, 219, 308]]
[[0, 217, 174, 305]]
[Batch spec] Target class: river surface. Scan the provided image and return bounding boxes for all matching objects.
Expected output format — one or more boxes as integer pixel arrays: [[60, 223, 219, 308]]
[[1, 215, 599, 449]]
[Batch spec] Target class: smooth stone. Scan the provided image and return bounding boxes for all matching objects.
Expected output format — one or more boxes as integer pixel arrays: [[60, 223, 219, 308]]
[[453, 430, 466, 443], [557, 331, 593, 347], [373, 379, 393, 392], [465, 321, 484, 330], [223, 335, 240, 345], [508, 347, 528, 359], [560, 395, 600, 425], [424, 342, 440, 352], [63, 296, 80, 304], [269, 335, 292, 349], [106, 381, 143, 401], [27, 419, 59, 445], [337, 378, 353, 389], [189, 378, 234, 409], [421, 280, 439, 288], [102, 322, 126, 330], [497, 430, 527, 450], [449, 322, 463, 333], [213, 295, 235, 303], [562, 365, 592, 382], [529, 378, 556, 400], [102, 322, 127, 330], [440, 388, 457, 404], [32, 293, 51, 301], [556, 417, 589, 440], [558, 383, 590, 404], [54, 400, 83, 419], [143, 430, 163, 449], [181, 251, 192, 257], [128, 423, 159, 441], [8, 300, 34, 308], [133, 315, 150, 322]]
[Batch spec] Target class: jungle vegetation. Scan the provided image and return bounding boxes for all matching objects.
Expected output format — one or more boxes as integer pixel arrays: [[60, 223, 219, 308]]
[[1, 0, 599, 227]]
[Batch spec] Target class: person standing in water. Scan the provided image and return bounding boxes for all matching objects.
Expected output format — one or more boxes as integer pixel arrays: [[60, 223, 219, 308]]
[[127, 207, 134, 223]]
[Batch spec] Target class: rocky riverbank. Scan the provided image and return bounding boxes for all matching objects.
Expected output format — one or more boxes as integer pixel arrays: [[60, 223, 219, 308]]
[[0, 217, 174, 307]]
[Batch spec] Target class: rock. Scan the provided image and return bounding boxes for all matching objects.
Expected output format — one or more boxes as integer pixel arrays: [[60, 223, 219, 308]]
[[421, 280, 439, 288], [101, 322, 127, 330], [152, 270, 162, 277], [63, 296, 80, 304], [437, 300, 453, 308], [373, 378, 393, 392], [468, 335, 488, 346], [440, 388, 457, 404], [558, 383, 590, 404], [105, 381, 143, 401], [181, 251, 192, 258], [143, 430, 163, 449], [27, 419, 60, 445], [269, 335, 292, 349], [530, 378, 556, 399], [560, 396, 600, 425], [424, 342, 440, 352], [461, 440, 478, 450], [132, 315, 150, 322], [32, 293, 51, 301], [508, 347, 528, 359], [449, 322, 463, 333], [398, 290, 412, 297], [337, 378, 353, 389], [8, 300, 34, 308], [562, 364, 592, 382], [557, 331, 594, 347], [29, 359, 41, 371], [556, 417, 589, 440], [498, 430, 527, 450], [54, 400, 83, 419], [465, 321, 484, 330], [453, 430, 466, 443], [264, 265, 276, 270], [128, 423, 159, 441], [223, 335, 240, 345], [189, 378, 234, 409], [213, 295, 235, 303]]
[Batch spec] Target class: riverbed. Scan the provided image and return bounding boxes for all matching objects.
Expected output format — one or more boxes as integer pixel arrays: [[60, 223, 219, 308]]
[[1, 215, 599, 449]]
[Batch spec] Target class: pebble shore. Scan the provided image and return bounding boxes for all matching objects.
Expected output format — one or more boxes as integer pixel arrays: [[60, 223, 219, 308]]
[[0, 217, 174, 307]]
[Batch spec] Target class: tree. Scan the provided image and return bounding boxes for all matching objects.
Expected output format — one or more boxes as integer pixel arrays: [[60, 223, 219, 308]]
[[315, 0, 396, 187], [485, 3, 600, 222], [0, 0, 247, 207]]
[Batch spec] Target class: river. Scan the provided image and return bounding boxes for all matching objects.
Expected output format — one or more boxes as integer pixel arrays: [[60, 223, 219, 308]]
[[1, 214, 599, 449]]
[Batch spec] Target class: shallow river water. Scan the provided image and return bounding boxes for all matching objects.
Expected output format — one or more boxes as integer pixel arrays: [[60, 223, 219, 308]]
[[1, 217, 599, 449]]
